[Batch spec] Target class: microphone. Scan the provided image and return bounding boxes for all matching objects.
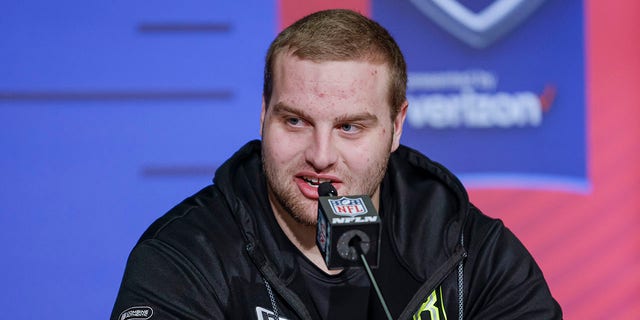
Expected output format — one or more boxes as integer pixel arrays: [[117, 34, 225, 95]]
[[316, 182, 381, 269], [316, 182, 392, 320], [318, 181, 337, 197]]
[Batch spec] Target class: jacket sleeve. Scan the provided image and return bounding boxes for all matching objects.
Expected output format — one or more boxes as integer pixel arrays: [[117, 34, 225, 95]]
[[111, 239, 225, 320], [463, 208, 563, 319]]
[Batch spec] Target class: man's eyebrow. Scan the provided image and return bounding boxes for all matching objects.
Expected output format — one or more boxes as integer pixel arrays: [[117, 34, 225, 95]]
[[272, 101, 379, 124], [335, 112, 378, 124], [271, 102, 312, 119]]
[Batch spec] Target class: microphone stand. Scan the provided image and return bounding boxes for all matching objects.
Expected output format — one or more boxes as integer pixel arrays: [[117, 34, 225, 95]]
[[351, 237, 393, 320]]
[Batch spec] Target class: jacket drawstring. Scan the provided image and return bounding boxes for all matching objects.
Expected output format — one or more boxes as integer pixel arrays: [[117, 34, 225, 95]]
[[457, 233, 466, 320], [263, 277, 280, 320]]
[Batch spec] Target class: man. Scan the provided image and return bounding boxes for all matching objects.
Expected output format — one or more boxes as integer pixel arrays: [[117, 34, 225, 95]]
[[112, 9, 562, 320]]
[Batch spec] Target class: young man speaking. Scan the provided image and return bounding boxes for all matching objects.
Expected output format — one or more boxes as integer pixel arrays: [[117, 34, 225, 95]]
[[112, 9, 561, 320]]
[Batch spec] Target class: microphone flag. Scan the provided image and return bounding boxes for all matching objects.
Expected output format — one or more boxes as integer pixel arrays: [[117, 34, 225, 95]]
[[317, 192, 381, 269]]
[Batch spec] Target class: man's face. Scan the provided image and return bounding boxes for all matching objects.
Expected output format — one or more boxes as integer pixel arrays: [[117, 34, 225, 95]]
[[260, 53, 407, 226]]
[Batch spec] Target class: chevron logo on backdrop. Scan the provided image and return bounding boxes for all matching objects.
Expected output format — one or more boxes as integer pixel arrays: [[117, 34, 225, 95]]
[[409, 0, 548, 48]]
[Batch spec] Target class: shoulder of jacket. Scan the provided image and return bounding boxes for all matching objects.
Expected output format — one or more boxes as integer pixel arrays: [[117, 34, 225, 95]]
[[137, 185, 238, 246]]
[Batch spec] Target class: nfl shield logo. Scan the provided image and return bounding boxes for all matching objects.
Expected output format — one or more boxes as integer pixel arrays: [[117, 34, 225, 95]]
[[329, 197, 368, 216], [409, 0, 548, 48]]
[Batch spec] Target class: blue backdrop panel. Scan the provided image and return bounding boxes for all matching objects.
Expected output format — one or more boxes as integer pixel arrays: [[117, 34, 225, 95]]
[[373, 0, 586, 192], [0, 1, 274, 318]]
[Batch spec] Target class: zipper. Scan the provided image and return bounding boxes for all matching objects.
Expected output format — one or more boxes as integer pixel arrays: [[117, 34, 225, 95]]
[[246, 242, 313, 320], [231, 200, 313, 320], [397, 246, 467, 320]]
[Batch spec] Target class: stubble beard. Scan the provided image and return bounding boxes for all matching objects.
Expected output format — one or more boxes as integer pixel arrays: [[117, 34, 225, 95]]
[[261, 139, 392, 227]]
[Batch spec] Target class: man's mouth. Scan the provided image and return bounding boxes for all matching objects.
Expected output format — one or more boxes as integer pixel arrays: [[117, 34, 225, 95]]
[[301, 176, 332, 187]]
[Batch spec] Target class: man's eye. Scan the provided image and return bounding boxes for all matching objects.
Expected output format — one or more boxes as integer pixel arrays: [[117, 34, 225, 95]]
[[341, 124, 353, 131], [287, 118, 300, 125], [340, 123, 361, 133]]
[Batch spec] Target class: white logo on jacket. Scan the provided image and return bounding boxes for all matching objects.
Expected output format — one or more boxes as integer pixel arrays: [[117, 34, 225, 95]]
[[119, 306, 153, 320], [255, 306, 289, 320]]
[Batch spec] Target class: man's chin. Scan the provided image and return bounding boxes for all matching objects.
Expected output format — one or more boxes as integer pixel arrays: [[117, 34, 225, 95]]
[[286, 197, 319, 226], [290, 212, 318, 227], [286, 203, 318, 227]]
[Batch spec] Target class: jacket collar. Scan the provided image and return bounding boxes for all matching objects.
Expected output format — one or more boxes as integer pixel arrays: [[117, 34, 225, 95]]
[[383, 144, 469, 280], [213, 140, 300, 282]]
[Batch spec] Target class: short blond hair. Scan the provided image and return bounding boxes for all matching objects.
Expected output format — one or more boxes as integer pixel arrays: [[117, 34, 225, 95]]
[[263, 9, 407, 119]]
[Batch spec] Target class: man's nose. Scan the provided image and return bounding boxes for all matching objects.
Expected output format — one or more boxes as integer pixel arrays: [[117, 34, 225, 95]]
[[304, 129, 338, 171]]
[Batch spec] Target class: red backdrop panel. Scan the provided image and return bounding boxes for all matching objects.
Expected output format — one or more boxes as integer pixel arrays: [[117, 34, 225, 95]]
[[279, 0, 369, 29], [470, 1, 640, 318]]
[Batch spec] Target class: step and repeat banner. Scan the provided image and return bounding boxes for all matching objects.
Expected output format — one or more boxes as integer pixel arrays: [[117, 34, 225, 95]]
[[1, 0, 638, 318]]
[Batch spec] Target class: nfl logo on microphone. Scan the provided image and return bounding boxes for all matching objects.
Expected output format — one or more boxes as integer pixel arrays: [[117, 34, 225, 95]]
[[329, 197, 368, 216]]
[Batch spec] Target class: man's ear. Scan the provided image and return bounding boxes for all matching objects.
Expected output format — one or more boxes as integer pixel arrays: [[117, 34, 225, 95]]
[[260, 96, 267, 137], [391, 100, 408, 152]]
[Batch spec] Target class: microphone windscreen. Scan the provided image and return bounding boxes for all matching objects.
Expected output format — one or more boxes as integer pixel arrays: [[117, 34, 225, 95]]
[[318, 181, 338, 197]]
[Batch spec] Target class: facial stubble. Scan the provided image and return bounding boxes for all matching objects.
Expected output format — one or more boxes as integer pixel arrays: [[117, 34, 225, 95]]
[[261, 131, 393, 227]]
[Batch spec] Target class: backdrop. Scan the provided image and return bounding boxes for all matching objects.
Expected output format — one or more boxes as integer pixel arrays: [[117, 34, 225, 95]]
[[1, 0, 638, 318]]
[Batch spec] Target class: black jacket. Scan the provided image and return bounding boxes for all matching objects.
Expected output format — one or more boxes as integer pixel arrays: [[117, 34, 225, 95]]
[[112, 140, 562, 319]]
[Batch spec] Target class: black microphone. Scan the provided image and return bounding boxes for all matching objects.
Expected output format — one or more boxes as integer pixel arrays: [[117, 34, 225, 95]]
[[316, 182, 381, 269], [316, 182, 392, 320], [318, 182, 337, 197]]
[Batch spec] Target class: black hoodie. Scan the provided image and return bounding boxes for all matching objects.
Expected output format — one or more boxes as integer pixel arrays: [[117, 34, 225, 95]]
[[112, 140, 562, 319]]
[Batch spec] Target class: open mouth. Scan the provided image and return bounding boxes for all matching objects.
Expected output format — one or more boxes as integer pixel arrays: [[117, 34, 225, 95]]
[[301, 176, 332, 187]]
